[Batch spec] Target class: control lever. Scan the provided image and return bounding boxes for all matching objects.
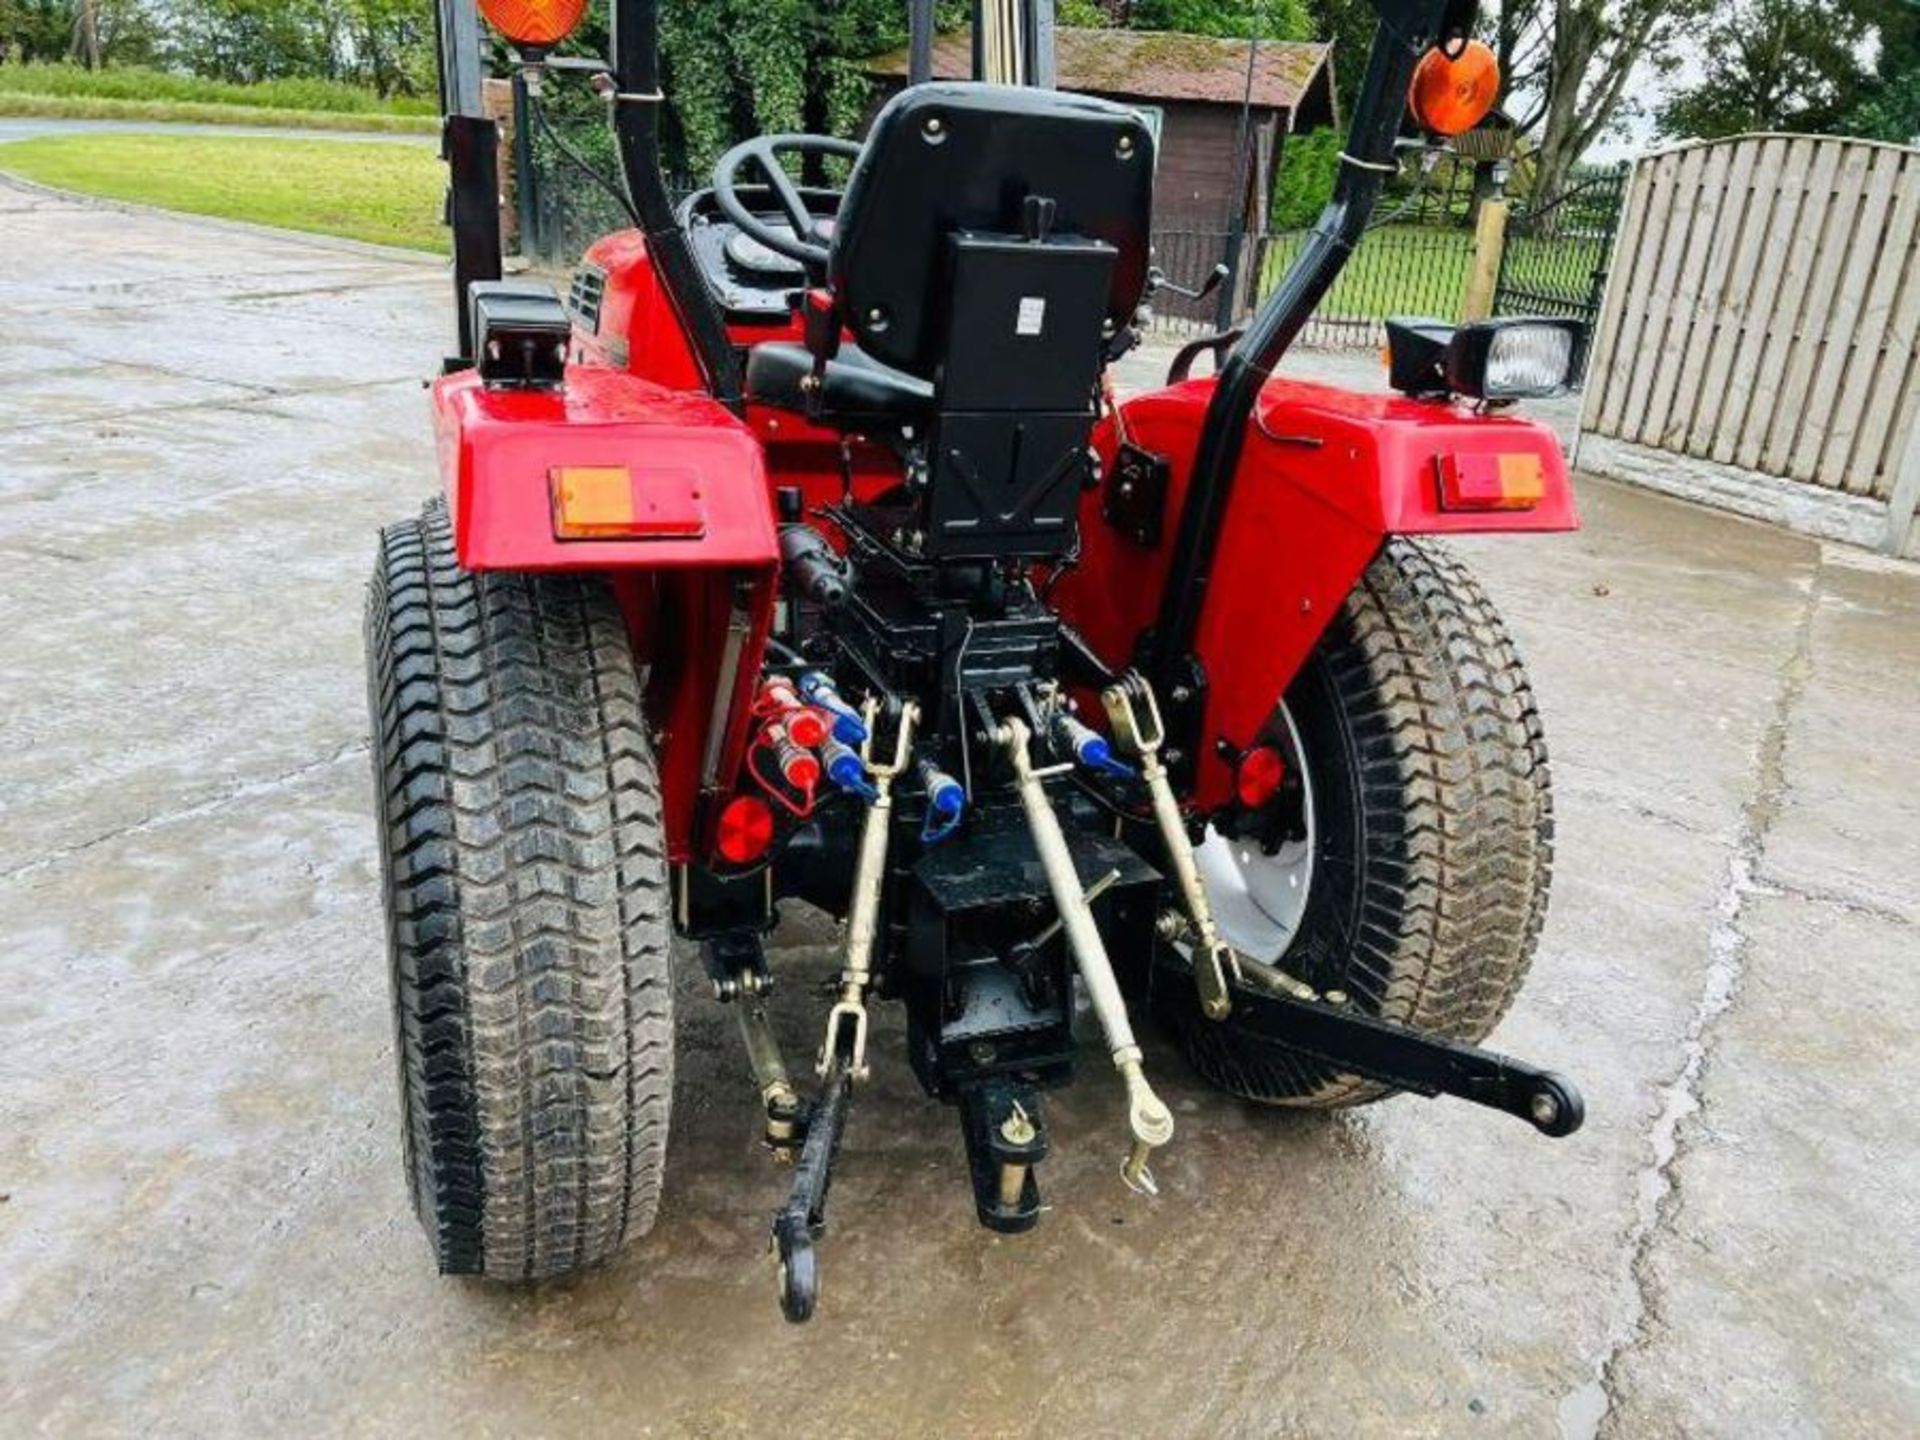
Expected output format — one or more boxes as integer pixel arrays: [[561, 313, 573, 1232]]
[[1149, 261, 1229, 303]]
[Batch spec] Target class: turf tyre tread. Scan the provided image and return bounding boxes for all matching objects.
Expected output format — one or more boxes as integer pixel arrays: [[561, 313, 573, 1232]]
[[365, 497, 672, 1280], [1169, 537, 1553, 1107]]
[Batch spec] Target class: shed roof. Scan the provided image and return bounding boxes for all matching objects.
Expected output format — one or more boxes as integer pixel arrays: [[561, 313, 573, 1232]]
[[869, 28, 1331, 110]]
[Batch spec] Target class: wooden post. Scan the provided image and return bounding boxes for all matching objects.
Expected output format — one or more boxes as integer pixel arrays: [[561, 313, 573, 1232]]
[[1459, 197, 1509, 323], [1885, 408, 1920, 558], [484, 78, 520, 255]]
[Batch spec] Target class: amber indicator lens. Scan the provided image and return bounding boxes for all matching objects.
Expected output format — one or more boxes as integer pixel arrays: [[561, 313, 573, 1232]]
[[478, 0, 588, 48], [1408, 40, 1500, 136]]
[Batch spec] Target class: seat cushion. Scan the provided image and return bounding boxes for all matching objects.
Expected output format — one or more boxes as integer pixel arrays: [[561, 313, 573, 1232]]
[[745, 341, 934, 425]]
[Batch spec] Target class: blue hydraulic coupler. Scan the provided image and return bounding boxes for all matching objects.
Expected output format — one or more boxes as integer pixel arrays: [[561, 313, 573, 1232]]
[[798, 671, 870, 746], [1053, 713, 1135, 779], [822, 737, 878, 802], [918, 758, 966, 843]]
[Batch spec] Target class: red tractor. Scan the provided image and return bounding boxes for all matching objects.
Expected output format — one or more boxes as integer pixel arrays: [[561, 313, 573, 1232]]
[[369, 0, 1585, 1319]]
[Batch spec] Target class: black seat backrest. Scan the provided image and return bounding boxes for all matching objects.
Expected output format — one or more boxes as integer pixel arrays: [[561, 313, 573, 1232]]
[[831, 83, 1155, 380]]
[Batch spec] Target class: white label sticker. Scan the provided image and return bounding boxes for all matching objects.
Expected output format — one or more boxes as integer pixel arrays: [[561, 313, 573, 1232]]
[[1016, 296, 1047, 336]]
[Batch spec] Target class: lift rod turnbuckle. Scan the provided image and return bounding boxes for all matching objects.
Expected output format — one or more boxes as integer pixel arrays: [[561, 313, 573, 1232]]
[[818, 699, 918, 1082], [1102, 674, 1237, 1020]]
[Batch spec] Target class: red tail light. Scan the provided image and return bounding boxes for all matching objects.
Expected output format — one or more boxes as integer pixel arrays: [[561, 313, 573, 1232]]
[[1436, 452, 1545, 512], [1235, 745, 1287, 808], [716, 794, 775, 866]]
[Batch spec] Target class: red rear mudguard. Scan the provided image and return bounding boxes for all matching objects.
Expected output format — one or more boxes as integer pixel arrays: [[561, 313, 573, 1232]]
[[1052, 375, 1578, 811], [431, 363, 780, 858]]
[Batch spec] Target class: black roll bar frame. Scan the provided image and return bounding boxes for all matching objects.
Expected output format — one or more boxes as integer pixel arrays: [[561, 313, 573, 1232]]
[[1146, 0, 1474, 695], [609, 0, 745, 407]]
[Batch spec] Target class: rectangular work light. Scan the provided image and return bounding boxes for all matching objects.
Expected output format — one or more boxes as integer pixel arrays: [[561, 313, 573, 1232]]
[[1386, 316, 1587, 402]]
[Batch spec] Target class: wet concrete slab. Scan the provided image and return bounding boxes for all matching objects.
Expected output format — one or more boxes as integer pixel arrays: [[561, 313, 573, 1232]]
[[2, 182, 1917, 1437]]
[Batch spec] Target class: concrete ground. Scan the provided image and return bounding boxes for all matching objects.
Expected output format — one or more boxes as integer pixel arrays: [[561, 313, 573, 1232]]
[[2, 180, 1917, 1439]]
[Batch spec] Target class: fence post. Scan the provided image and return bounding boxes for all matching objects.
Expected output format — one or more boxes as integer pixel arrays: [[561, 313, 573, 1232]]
[[510, 72, 537, 261], [1886, 412, 1920, 558], [1459, 197, 1509, 322]]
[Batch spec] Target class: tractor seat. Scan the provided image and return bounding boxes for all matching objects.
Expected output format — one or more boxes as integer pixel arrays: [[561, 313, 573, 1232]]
[[746, 341, 933, 425]]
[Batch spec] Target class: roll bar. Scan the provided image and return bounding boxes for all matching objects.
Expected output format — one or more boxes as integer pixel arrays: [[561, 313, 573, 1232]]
[[609, 0, 744, 405], [1148, 0, 1477, 691]]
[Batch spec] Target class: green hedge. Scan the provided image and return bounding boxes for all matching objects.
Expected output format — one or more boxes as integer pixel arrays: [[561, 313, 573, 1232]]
[[1269, 127, 1340, 229], [0, 62, 434, 116]]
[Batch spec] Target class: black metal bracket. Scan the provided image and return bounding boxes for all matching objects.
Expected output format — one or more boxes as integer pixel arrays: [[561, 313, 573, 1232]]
[[1103, 442, 1172, 548], [1226, 980, 1585, 1138], [1134, 650, 1206, 791], [772, 1060, 854, 1323], [701, 929, 771, 1002], [441, 114, 504, 364], [1165, 326, 1245, 384]]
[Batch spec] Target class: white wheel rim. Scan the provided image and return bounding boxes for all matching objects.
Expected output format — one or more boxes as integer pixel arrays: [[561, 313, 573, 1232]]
[[1192, 702, 1316, 962]]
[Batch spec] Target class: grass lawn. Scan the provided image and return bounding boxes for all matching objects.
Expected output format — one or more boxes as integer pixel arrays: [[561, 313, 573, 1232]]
[[1254, 225, 1604, 325], [0, 93, 437, 131], [1258, 225, 1475, 321], [0, 133, 444, 251]]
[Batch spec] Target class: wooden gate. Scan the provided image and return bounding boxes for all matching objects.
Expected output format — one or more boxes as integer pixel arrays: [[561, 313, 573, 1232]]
[[1577, 135, 1920, 557]]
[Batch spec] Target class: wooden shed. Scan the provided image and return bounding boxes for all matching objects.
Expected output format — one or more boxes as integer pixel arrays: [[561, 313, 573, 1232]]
[[869, 28, 1336, 230]]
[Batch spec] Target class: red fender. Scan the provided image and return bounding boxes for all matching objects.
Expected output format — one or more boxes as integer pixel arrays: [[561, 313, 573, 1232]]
[[1052, 375, 1578, 811], [431, 363, 781, 859], [433, 236, 913, 865]]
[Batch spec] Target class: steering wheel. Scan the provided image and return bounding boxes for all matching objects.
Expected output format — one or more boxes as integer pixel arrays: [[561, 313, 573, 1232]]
[[712, 134, 863, 270]]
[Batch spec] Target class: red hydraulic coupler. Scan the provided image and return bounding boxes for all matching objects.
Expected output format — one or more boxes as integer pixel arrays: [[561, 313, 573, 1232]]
[[756, 677, 832, 749], [749, 718, 823, 818]]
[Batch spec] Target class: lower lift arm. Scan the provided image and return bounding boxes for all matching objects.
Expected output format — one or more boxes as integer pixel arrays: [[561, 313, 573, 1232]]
[[1112, 671, 1584, 1140], [1229, 961, 1584, 1136]]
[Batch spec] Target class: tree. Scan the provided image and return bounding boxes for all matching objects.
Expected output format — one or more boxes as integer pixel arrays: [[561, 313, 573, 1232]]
[[659, 0, 908, 172], [3, 0, 151, 65], [1514, 0, 1706, 205], [1845, 65, 1920, 140], [164, 0, 338, 82], [1655, 0, 1874, 138], [1129, 0, 1311, 40], [70, 0, 97, 66], [344, 0, 435, 97], [1304, 0, 1374, 115]]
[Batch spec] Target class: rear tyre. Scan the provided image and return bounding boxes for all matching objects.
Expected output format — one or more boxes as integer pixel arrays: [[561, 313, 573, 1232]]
[[1165, 537, 1553, 1107], [365, 498, 673, 1280]]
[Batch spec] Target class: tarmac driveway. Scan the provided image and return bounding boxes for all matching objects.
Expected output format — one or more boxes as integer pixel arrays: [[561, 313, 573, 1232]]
[[2, 179, 1917, 1437]]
